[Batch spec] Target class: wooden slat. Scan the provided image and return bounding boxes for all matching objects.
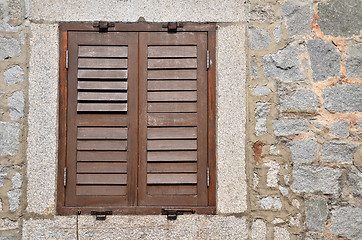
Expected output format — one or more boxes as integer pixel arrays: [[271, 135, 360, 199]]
[[148, 113, 197, 126], [77, 174, 127, 184], [77, 127, 127, 139], [77, 151, 127, 162], [147, 151, 197, 162], [148, 92, 197, 102], [76, 186, 127, 196], [78, 46, 128, 57], [78, 81, 128, 90], [148, 140, 197, 150], [148, 46, 197, 58], [77, 162, 127, 173], [147, 174, 197, 184], [148, 59, 197, 69], [148, 70, 196, 79], [148, 80, 197, 91], [77, 140, 127, 150], [77, 103, 127, 112], [148, 185, 197, 195], [148, 103, 197, 113], [78, 58, 127, 69], [147, 163, 197, 173], [78, 92, 127, 101], [77, 114, 128, 126], [148, 127, 197, 139], [78, 70, 128, 79]]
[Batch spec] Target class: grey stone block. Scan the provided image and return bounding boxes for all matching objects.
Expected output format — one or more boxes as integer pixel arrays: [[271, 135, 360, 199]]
[[322, 142, 357, 163], [323, 84, 362, 112], [273, 119, 308, 136], [273, 25, 281, 43], [307, 39, 340, 81], [274, 227, 290, 240], [330, 207, 362, 240], [250, 4, 275, 23], [0, 237, 18, 240], [330, 121, 350, 138], [282, 0, 313, 36], [346, 44, 362, 79], [287, 139, 317, 163], [279, 186, 288, 196], [251, 219, 266, 240], [349, 166, 362, 197], [8, 0, 25, 25], [8, 91, 24, 120], [355, 120, 362, 129], [259, 196, 282, 210], [0, 37, 21, 60], [251, 56, 258, 80], [250, 27, 271, 50], [0, 166, 11, 186], [280, 90, 319, 113], [255, 103, 270, 136], [291, 165, 341, 194], [263, 45, 303, 81], [0, 122, 20, 156], [4, 65, 24, 85], [253, 86, 271, 96], [318, 0, 362, 37], [7, 189, 21, 211], [305, 198, 328, 231], [11, 172, 22, 189]]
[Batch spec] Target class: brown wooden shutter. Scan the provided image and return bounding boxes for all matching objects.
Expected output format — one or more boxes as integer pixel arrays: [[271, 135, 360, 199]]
[[138, 32, 209, 206], [65, 32, 138, 207]]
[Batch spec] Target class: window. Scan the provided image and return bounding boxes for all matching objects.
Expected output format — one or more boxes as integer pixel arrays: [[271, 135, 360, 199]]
[[57, 23, 216, 215]]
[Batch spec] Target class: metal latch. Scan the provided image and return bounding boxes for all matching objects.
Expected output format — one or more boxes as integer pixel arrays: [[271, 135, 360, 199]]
[[162, 22, 183, 32], [162, 209, 195, 220], [91, 211, 112, 220], [93, 21, 115, 31]]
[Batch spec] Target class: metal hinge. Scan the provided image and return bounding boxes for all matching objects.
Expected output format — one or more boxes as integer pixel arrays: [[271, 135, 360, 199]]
[[91, 211, 113, 221], [63, 168, 67, 187], [162, 209, 195, 220], [206, 50, 210, 69], [65, 50, 69, 69], [207, 167, 210, 187]]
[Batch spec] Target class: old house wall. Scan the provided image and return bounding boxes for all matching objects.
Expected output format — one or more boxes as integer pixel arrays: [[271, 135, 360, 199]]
[[0, 0, 360, 239]]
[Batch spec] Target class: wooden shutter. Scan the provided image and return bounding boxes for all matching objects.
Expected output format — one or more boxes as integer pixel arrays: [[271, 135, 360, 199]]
[[65, 32, 138, 207], [138, 32, 209, 206]]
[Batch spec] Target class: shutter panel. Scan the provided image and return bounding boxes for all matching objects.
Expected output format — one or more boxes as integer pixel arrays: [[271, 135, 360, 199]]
[[138, 32, 208, 206], [65, 32, 138, 207]]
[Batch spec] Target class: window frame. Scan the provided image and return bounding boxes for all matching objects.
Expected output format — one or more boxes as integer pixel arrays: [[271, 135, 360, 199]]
[[57, 22, 216, 215]]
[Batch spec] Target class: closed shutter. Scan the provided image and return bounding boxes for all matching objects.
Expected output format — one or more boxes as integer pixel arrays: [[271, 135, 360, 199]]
[[65, 32, 138, 207], [138, 32, 209, 206]]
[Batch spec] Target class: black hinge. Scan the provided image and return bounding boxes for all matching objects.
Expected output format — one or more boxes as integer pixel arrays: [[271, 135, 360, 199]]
[[91, 211, 112, 220], [162, 22, 184, 32], [93, 21, 115, 32], [161, 209, 195, 220]]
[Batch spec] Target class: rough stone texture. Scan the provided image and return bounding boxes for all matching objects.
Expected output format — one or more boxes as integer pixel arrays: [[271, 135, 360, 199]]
[[0, 166, 11, 186], [8, 0, 25, 25], [318, 0, 362, 37], [8, 91, 24, 120], [22, 217, 77, 240], [273, 25, 281, 43], [251, 56, 258, 80], [11, 172, 22, 189], [291, 165, 341, 194], [0, 122, 20, 156], [330, 207, 362, 240], [4, 65, 24, 85], [0, 237, 18, 240], [355, 120, 362, 129], [323, 84, 362, 112], [0, 219, 18, 231], [7, 189, 21, 211], [287, 139, 318, 163], [77, 216, 248, 240], [273, 119, 308, 136], [30, 0, 247, 22], [322, 142, 358, 163], [307, 39, 340, 81], [346, 44, 362, 79], [249, 27, 271, 50], [349, 166, 362, 197], [280, 90, 319, 113], [282, 0, 313, 36], [274, 227, 290, 240], [251, 219, 266, 240], [305, 199, 328, 231], [26, 24, 58, 214], [0, 37, 21, 60], [263, 45, 303, 81], [253, 86, 271, 96], [279, 186, 288, 196], [216, 24, 247, 213], [259, 196, 282, 210], [250, 4, 275, 23], [330, 121, 350, 138], [265, 161, 279, 187], [255, 102, 270, 136]]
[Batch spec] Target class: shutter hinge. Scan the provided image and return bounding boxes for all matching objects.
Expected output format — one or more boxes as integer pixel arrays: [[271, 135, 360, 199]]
[[207, 167, 210, 187], [64, 168, 67, 187], [206, 50, 210, 69], [65, 50, 69, 69]]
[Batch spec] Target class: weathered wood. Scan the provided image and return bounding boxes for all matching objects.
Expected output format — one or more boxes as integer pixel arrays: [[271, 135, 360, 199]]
[[148, 46, 197, 58], [147, 174, 197, 184], [78, 46, 128, 58], [148, 92, 197, 102], [148, 70, 196, 79], [147, 185, 197, 195], [77, 151, 127, 162], [77, 140, 127, 150], [147, 140, 197, 150], [76, 186, 127, 196], [147, 127, 197, 139], [147, 113, 197, 126], [148, 59, 197, 69], [77, 162, 127, 173], [78, 81, 128, 90], [77, 127, 127, 139], [78, 92, 127, 101], [77, 103, 127, 112], [147, 163, 197, 173], [147, 151, 197, 162], [148, 80, 197, 91], [78, 69, 128, 79], [77, 114, 128, 126], [77, 174, 127, 184], [148, 103, 197, 113], [78, 58, 127, 69]]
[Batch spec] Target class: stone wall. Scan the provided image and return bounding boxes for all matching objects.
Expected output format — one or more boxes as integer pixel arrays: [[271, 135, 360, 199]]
[[0, 0, 361, 239]]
